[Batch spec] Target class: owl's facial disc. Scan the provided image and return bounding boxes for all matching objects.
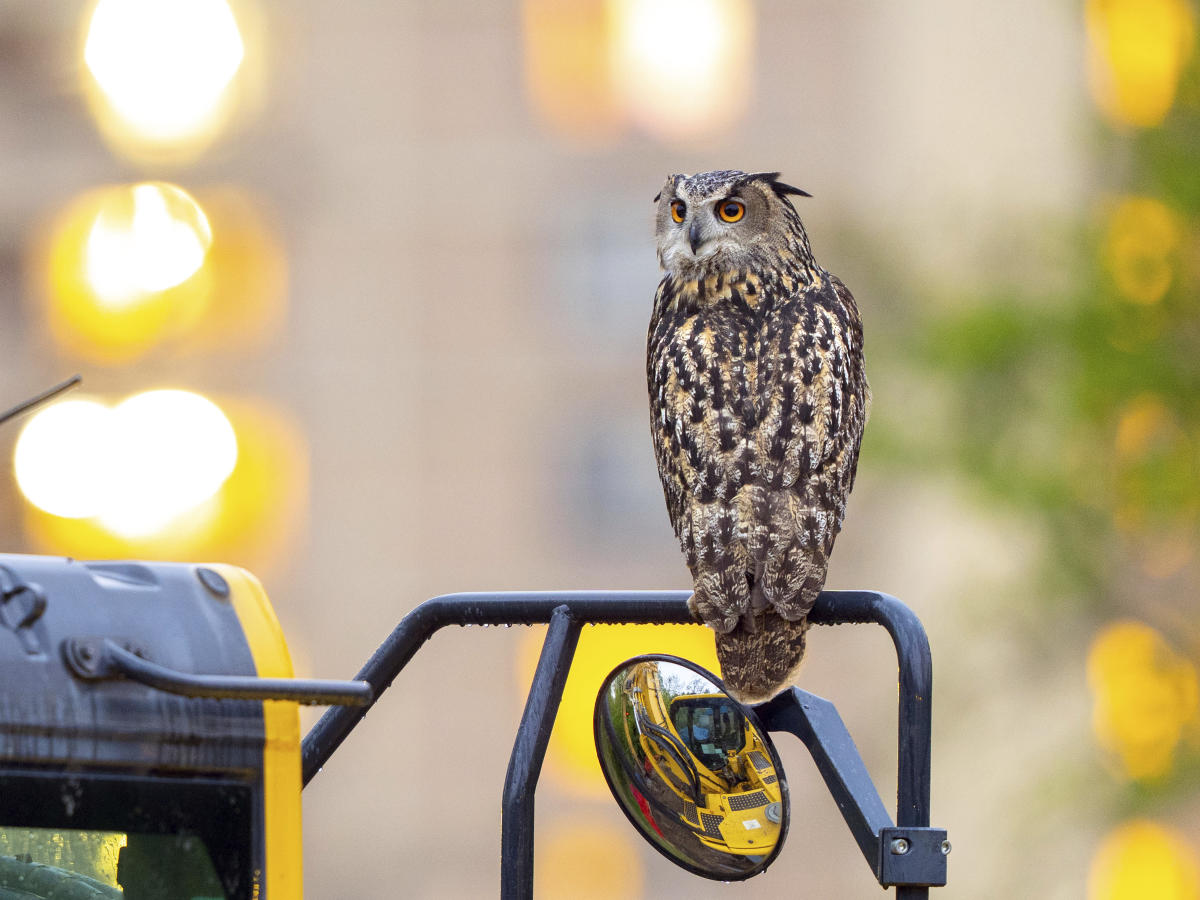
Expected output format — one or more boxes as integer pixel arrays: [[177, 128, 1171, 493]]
[[655, 172, 791, 273], [676, 196, 751, 263]]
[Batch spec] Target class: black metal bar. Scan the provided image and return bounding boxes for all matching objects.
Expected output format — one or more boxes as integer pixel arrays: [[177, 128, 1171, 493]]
[[0, 375, 82, 427], [883, 595, 934, 900], [301, 591, 693, 785], [299, 589, 932, 800], [295, 589, 941, 890], [775, 590, 935, 898], [755, 688, 893, 870], [755, 688, 948, 889], [75, 639, 373, 706], [500, 605, 582, 900], [801, 590, 933, 827]]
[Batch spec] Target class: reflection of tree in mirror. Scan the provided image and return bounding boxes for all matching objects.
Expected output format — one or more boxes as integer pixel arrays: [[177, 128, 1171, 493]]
[[657, 662, 717, 701]]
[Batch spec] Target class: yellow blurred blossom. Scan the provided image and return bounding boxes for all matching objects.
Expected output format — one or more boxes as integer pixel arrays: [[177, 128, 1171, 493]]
[[1086, 0, 1196, 128], [1087, 621, 1199, 780], [1103, 196, 1183, 305], [1109, 394, 1198, 578], [1089, 820, 1200, 900], [1114, 395, 1175, 462]]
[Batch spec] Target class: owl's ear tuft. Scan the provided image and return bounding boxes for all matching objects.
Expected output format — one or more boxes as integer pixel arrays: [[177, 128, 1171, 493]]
[[771, 180, 812, 199], [741, 172, 812, 203], [656, 174, 686, 204]]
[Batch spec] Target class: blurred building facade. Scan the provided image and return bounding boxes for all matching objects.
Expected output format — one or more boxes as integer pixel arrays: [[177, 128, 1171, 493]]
[[2, 1, 1196, 897]]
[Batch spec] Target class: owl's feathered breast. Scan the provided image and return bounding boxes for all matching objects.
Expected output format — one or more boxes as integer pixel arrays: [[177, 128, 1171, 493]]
[[647, 267, 868, 584]]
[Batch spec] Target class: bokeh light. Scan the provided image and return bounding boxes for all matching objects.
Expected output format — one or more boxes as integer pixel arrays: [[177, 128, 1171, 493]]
[[33, 184, 286, 363], [522, 0, 624, 142], [517, 623, 719, 797], [1086, 0, 1196, 128], [610, 0, 753, 139], [1089, 820, 1200, 900], [180, 187, 288, 355], [37, 183, 214, 363], [83, 0, 247, 158], [535, 821, 644, 898], [22, 397, 307, 572], [12, 399, 115, 519], [1087, 620, 1200, 781], [101, 390, 238, 538], [85, 183, 213, 309], [14, 390, 236, 538], [523, 0, 752, 141], [1103, 196, 1184, 305]]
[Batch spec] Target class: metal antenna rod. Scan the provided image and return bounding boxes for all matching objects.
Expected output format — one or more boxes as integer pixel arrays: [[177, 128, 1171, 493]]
[[0, 375, 82, 427]]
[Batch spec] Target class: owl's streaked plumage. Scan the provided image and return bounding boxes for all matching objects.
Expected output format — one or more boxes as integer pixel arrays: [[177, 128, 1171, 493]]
[[647, 170, 869, 703]]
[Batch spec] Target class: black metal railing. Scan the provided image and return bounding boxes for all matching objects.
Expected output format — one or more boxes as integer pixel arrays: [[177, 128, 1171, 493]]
[[299, 589, 946, 899]]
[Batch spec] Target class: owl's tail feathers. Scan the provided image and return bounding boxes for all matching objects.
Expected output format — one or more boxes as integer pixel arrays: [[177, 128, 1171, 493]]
[[716, 610, 809, 705]]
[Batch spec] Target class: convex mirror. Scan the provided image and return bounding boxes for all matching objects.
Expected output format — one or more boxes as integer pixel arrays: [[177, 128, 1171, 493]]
[[593, 655, 788, 880]]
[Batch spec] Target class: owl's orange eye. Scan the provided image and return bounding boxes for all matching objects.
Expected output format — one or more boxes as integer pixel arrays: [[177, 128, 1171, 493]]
[[717, 200, 746, 223], [670, 200, 686, 223]]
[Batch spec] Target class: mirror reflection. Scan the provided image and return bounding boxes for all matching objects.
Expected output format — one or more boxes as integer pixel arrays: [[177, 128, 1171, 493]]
[[593, 655, 788, 880]]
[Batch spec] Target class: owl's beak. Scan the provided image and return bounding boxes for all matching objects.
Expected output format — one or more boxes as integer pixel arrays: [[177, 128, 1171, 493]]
[[688, 220, 704, 254]]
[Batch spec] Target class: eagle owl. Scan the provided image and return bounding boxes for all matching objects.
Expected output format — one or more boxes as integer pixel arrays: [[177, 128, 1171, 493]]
[[647, 170, 869, 704]]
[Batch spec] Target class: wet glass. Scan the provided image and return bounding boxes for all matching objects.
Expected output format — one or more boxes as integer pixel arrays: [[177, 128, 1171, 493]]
[[0, 827, 229, 899], [593, 655, 788, 880]]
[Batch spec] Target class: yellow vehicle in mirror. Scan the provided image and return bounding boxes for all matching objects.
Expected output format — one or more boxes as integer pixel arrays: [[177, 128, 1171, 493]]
[[622, 660, 784, 857]]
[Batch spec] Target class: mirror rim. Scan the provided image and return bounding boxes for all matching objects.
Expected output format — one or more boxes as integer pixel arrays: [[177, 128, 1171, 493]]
[[592, 653, 790, 882]]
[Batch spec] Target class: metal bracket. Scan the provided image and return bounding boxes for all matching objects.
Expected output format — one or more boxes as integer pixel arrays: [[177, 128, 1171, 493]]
[[878, 827, 949, 888], [755, 689, 948, 888]]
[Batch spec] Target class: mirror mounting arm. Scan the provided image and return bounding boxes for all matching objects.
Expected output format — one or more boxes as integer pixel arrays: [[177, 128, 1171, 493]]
[[754, 689, 947, 890], [759, 590, 948, 895], [755, 689, 891, 868]]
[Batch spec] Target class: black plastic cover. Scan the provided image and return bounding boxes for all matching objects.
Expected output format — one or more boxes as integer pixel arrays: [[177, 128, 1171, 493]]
[[0, 554, 265, 774]]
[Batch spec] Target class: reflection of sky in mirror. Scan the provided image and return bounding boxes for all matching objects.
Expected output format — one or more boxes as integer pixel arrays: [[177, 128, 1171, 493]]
[[658, 661, 718, 699]]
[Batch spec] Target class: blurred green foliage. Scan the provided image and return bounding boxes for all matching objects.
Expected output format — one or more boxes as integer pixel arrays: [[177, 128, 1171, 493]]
[[875, 44, 1200, 613]]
